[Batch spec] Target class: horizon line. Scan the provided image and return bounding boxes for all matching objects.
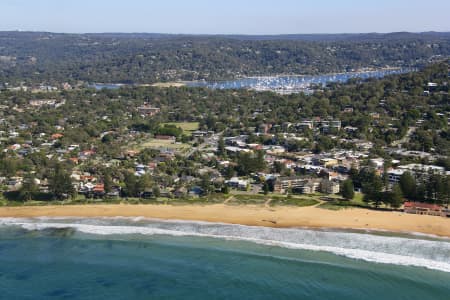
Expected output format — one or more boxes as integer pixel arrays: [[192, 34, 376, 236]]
[[1, 30, 450, 36]]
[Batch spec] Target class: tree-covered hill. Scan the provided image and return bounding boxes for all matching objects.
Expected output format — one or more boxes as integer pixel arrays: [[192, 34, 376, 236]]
[[0, 31, 449, 85]]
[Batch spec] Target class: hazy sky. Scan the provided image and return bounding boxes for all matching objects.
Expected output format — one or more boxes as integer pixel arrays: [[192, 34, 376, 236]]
[[1, 0, 449, 34]]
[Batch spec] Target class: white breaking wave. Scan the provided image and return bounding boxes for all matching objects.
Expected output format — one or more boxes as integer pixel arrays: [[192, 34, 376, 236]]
[[1, 217, 450, 273]]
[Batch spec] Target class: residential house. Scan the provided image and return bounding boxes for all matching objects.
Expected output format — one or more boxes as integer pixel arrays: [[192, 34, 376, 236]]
[[226, 177, 249, 191], [173, 187, 188, 198], [343, 107, 354, 113], [138, 104, 160, 117], [92, 184, 105, 197], [189, 186, 204, 197], [320, 158, 338, 168], [320, 120, 341, 133], [296, 121, 314, 130]]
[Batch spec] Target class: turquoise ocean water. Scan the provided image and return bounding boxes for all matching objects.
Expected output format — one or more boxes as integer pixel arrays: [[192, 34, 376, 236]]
[[0, 217, 449, 300]]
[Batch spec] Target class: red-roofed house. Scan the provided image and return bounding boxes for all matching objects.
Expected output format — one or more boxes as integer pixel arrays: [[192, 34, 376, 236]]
[[51, 133, 64, 140], [93, 184, 105, 194], [80, 175, 96, 183], [138, 104, 160, 117], [403, 202, 445, 217], [81, 150, 96, 156], [83, 183, 106, 198]]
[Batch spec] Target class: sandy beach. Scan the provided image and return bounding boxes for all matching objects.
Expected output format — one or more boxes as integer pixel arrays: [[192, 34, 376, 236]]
[[1, 204, 449, 237]]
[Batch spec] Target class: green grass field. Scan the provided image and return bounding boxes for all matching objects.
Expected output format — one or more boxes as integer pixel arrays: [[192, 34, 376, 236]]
[[230, 194, 268, 205], [0, 191, 372, 210], [270, 196, 319, 207], [227, 193, 320, 207], [317, 193, 369, 210], [135, 138, 191, 151], [162, 122, 200, 136]]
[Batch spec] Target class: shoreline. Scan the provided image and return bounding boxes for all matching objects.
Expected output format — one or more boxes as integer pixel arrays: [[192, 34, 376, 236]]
[[1, 204, 450, 238], [185, 67, 414, 83]]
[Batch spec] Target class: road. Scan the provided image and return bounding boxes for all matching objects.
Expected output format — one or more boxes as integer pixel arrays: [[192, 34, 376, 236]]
[[185, 132, 222, 158], [391, 127, 416, 147]]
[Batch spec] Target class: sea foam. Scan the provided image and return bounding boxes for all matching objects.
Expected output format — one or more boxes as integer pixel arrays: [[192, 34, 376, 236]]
[[1, 217, 450, 273]]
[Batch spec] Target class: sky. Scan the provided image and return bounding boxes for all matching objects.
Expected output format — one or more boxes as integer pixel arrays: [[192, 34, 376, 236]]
[[0, 0, 449, 34]]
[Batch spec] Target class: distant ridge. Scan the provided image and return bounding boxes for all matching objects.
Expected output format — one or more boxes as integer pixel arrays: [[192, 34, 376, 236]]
[[0, 31, 448, 85], [1, 31, 450, 41]]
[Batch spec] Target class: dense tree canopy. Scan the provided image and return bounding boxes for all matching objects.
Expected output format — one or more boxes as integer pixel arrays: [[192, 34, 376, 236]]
[[0, 32, 449, 85]]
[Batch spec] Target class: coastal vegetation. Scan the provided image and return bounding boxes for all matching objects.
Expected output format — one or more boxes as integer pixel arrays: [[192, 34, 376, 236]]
[[0, 192, 322, 208]]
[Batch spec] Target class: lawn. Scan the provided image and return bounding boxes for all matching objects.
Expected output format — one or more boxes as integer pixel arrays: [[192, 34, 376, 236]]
[[136, 138, 191, 151], [230, 194, 268, 205], [169, 194, 228, 205], [317, 193, 369, 210], [162, 122, 200, 136], [227, 193, 319, 207], [270, 196, 319, 207]]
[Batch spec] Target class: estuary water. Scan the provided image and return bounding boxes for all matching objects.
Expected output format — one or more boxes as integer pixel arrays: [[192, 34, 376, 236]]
[[186, 68, 414, 92], [91, 68, 414, 93], [90, 83, 124, 90], [0, 217, 449, 300]]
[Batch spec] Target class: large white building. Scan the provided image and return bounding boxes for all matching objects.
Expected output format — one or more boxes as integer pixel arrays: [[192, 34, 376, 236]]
[[388, 164, 445, 184], [398, 164, 445, 175]]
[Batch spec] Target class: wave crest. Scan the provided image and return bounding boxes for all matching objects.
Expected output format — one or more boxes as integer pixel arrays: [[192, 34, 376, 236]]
[[1, 217, 450, 273]]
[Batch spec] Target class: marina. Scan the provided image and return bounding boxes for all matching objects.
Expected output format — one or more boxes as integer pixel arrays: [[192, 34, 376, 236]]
[[186, 68, 416, 93]]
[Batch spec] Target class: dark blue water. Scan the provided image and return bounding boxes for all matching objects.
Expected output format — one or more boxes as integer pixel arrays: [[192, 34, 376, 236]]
[[1, 218, 449, 300]]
